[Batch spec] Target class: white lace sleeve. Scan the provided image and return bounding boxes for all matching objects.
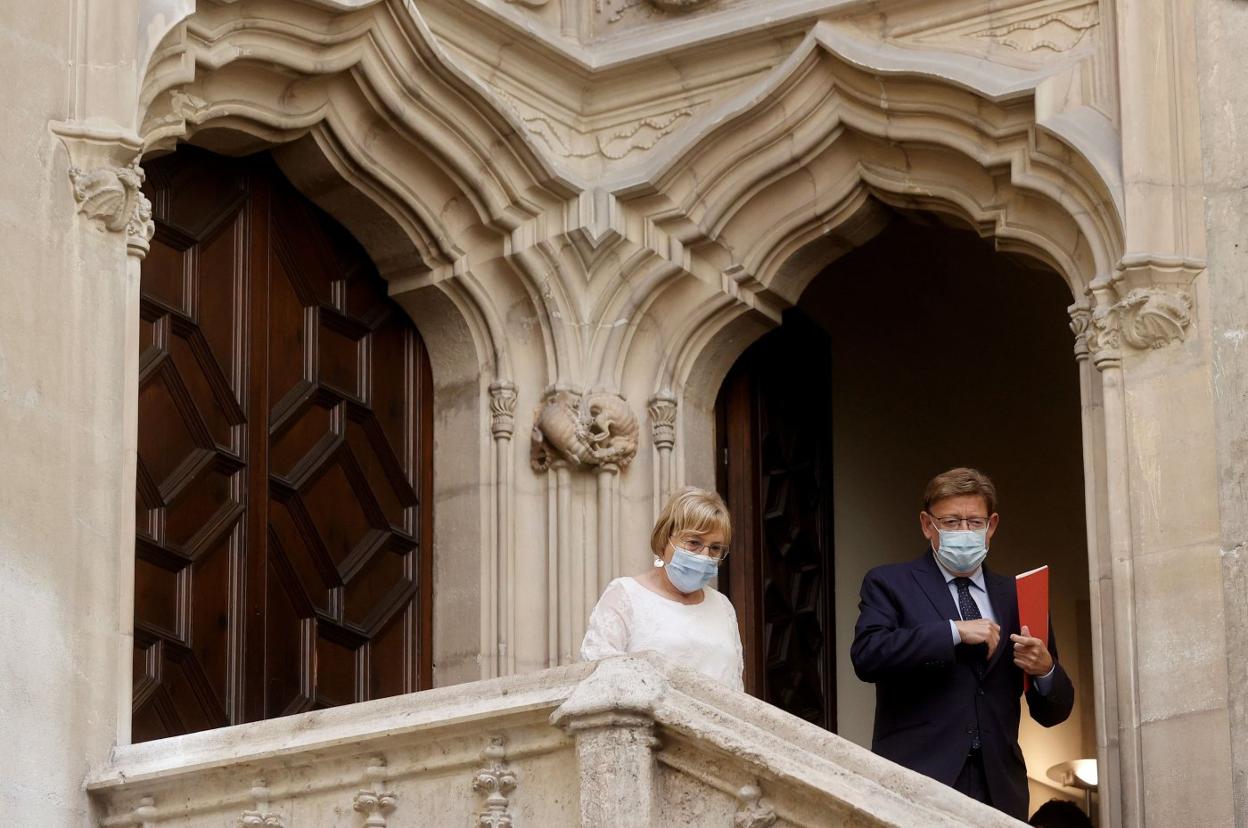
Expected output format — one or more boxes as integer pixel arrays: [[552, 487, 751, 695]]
[[580, 579, 633, 661], [725, 594, 745, 692]]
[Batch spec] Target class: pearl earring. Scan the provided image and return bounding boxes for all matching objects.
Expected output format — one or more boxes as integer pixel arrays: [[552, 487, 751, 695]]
[[653, 557, 664, 568]]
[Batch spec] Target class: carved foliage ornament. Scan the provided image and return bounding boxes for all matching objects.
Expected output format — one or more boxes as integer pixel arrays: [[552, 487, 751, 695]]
[[648, 395, 677, 451], [472, 736, 518, 828], [68, 160, 155, 252], [531, 390, 639, 472], [1086, 288, 1193, 363], [490, 382, 519, 440]]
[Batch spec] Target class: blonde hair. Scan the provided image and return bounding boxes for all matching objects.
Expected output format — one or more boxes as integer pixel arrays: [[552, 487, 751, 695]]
[[649, 486, 732, 558], [923, 467, 999, 514]]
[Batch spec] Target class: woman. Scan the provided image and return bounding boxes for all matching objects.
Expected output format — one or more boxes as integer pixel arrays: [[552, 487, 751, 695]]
[[580, 486, 744, 691]]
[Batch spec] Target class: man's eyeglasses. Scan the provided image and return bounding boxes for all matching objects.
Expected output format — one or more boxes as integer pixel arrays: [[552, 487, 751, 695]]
[[926, 513, 990, 531], [674, 535, 730, 563]]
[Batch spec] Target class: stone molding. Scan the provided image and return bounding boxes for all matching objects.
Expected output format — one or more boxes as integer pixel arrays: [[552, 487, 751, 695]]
[[530, 390, 639, 472]]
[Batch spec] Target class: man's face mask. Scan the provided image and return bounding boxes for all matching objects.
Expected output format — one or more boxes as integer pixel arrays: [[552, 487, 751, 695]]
[[934, 526, 989, 574]]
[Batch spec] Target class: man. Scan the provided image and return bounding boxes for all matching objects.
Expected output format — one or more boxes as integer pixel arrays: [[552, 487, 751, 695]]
[[850, 467, 1074, 820]]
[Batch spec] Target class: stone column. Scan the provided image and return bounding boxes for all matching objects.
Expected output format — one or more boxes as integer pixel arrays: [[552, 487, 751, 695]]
[[1085, 278, 1233, 827], [489, 381, 518, 677], [551, 657, 664, 828], [648, 393, 677, 514]]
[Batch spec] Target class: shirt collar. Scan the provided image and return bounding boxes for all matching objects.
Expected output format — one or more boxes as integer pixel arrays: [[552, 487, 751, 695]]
[[932, 550, 986, 591]]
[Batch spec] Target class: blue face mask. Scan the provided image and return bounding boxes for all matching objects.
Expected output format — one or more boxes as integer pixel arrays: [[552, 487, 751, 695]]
[[665, 546, 719, 593], [935, 528, 989, 574]]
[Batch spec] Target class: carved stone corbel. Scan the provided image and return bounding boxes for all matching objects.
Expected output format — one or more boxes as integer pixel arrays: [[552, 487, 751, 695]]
[[1085, 287, 1193, 369], [352, 758, 397, 827], [734, 783, 777, 828], [472, 736, 518, 828], [531, 389, 639, 472], [238, 779, 284, 827], [53, 121, 156, 260]]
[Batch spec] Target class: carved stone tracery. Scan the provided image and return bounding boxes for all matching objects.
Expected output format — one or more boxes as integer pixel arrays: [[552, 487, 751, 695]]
[[531, 390, 639, 472]]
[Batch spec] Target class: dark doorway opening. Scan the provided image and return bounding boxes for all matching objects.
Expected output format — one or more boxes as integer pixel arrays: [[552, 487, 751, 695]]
[[716, 312, 836, 730]]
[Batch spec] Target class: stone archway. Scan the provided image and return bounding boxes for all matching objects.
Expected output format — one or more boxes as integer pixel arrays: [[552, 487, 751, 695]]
[[50, 2, 1221, 825]]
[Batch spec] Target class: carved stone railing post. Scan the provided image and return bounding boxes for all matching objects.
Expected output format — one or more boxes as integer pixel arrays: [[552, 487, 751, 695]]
[[472, 736, 518, 827], [734, 783, 777, 828], [551, 657, 663, 828], [352, 758, 397, 827], [489, 381, 519, 677], [239, 779, 284, 827], [648, 393, 677, 513]]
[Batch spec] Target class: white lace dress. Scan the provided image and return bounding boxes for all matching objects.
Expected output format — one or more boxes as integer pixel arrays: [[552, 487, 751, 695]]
[[580, 576, 745, 691]]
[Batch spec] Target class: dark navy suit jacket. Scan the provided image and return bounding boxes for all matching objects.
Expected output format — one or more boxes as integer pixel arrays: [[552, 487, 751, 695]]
[[850, 550, 1075, 821]]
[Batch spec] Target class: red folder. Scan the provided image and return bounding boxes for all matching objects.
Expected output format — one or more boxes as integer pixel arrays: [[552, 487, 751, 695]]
[[1016, 565, 1049, 692]]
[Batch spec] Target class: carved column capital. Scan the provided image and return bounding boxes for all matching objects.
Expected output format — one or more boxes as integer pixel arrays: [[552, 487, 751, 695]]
[[489, 381, 519, 440], [1068, 303, 1092, 362], [647, 393, 677, 451]]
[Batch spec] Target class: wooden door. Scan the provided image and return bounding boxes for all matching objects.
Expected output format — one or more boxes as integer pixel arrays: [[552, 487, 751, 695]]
[[716, 312, 836, 730], [132, 147, 433, 741]]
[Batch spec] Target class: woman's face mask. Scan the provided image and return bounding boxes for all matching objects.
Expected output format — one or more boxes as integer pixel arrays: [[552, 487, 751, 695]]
[[664, 545, 719, 593]]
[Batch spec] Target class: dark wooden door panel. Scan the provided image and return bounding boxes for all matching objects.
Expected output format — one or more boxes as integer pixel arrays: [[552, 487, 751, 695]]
[[133, 146, 432, 742], [717, 313, 836, 731]]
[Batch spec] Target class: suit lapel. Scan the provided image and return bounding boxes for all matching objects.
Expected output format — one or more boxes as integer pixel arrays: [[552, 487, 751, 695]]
[[911, 550, 960, 622], [984, 564, 1016, 675]]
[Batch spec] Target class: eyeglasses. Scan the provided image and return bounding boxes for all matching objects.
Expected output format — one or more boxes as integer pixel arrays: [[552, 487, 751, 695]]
[[673, 535, 730, 563], [926, 513, 990, 531]]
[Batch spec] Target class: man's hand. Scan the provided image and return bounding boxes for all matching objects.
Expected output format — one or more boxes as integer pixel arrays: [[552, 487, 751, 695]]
[[955, 619, 1001, 659], [1010, 625, 1054, 676]]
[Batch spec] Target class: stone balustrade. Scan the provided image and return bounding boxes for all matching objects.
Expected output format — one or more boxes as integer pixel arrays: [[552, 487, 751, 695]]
[[88, 654, 1021, 826]]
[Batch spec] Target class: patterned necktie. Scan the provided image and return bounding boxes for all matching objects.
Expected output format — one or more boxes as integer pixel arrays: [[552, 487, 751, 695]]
[[954, 577, 981, 621]]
